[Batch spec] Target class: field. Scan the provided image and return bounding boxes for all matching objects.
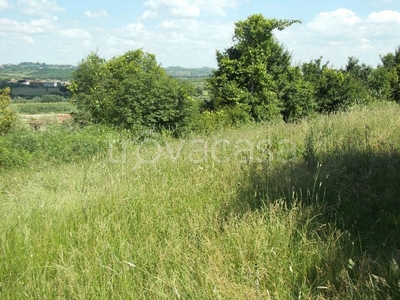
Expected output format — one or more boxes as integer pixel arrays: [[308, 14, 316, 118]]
[[11, 102, 73, 114], [10, 86, 63, 99], [0, 64, 75, 81], [1, 102, 400, 298]]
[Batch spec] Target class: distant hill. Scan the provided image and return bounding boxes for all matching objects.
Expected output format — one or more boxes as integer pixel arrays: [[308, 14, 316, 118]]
[[164, 66, 214, 78], [0, 62, 214, 81], [0, 62, 76, 81]]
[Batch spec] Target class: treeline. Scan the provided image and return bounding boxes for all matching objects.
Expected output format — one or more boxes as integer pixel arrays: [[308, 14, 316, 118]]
[[67, 14, 399, 136], [206, 15, 399, 124], [1, 14, 400, 137]]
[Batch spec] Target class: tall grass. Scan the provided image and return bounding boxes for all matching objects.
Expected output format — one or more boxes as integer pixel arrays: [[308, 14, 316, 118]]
[[11, 102, 73, 114], [1, 101, 400, 298]]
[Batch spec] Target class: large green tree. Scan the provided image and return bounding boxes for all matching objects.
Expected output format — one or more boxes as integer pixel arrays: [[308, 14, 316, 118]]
[[70, 50, 195, 135], [207, 14, 305, 122]]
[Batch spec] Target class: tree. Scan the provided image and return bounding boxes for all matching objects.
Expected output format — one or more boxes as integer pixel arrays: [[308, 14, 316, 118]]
[[377, 46, 400, 102], [345, 57, 373, 84], [69, 50, 195, 135], [302, 58, 370, 113], [280, 66, 316, 122], [207, 14, 301, 123], [0, 87, 16, 135]]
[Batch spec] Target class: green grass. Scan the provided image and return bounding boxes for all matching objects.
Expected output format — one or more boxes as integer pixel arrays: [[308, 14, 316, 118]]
[[0, 67, 74, 81], [1, 101, 400, 298], [11, 102, 73, 114]]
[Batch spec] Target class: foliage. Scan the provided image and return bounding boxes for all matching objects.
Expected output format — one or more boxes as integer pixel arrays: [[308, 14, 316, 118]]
[[70, 50, 195, 136], [368, 66, 396, 101], [190, 109, 232, 133], [302, 58, 370, 113], [378, 46, 400, 102], [207, 14, 301, 122], [40, 94, 67, 103], [0, 123, 125, 168], [0, 87, 16, 134], [280, 66, 317, 122]]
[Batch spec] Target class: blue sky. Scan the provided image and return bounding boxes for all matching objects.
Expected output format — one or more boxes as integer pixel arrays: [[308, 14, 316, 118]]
[[0, 0, 399, 68]]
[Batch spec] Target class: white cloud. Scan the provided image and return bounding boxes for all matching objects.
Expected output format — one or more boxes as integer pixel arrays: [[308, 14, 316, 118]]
[[196, 0, 243, 16], [22, 35, 35, 44], [142, 0, 243, 19], [104, 18, 233, 67], [276, 8, 400, 68], [143, 0, 201, 19], [308, 8, 361, 32], [0, 17, 55, 33], [83, 40, 94, 47], [160, 20, 179, 29], [368, 10, 400, 23], [111, 22, 146, 40], [85, 9, 109, 19], [59, 29, 92, 39], [17, 0, 65, 17], [125, 23, 145, 34], [0, 0, 10, 10]]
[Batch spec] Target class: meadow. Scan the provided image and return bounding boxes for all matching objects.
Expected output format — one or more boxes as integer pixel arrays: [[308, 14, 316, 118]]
[[11, 102, 73, 114], [1, 101, 400, 299]]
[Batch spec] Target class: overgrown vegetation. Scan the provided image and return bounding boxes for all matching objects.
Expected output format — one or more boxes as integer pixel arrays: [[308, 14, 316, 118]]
[[1, 102, 400, 298], [0, 87, 16, 134], [0, 122, 125, 168], [206, 14, 400, 125], [1, 13, 400, 299], [69, 50, 195, 136]]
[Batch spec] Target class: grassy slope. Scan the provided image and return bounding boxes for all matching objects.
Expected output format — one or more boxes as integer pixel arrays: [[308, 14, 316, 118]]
[[1, 102, 400, 299]]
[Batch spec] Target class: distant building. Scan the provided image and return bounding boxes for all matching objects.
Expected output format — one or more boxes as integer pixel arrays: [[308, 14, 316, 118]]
[[43, 82, 58, 87]]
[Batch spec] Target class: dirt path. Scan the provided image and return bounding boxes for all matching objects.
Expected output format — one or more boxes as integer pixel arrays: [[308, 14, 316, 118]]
[[19, 113, 73, 129]]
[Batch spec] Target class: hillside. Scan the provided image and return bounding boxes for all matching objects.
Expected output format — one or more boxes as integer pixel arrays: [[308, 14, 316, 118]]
[[1, 102, 400, 298], [0, 62, 213, 81], [0, 62, 76, 81]]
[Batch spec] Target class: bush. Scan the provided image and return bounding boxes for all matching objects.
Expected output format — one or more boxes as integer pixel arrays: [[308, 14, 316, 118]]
[[70, 50, 195, 136], [40, 94, 67, 103], [0, 139, 32, 167], [0, 124, 127, 169], [0, 87, 16, 134], [302, 59, 371, 113], [190, 109, 232, 133]]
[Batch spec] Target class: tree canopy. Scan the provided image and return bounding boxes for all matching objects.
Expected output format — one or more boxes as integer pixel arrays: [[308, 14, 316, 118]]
[[69, 49, 195, 135], [207, 14, 308, 122]]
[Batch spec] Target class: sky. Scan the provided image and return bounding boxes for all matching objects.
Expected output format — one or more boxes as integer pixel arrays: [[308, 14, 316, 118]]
[[0, 0, 399, 68]]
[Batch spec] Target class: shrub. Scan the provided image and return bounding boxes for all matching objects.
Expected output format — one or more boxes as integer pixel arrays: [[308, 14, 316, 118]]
[[302, 59, 370, 113], [0, 87, 16, 135], [70, 50, 195, 136], [40, 94, 67, 103]]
